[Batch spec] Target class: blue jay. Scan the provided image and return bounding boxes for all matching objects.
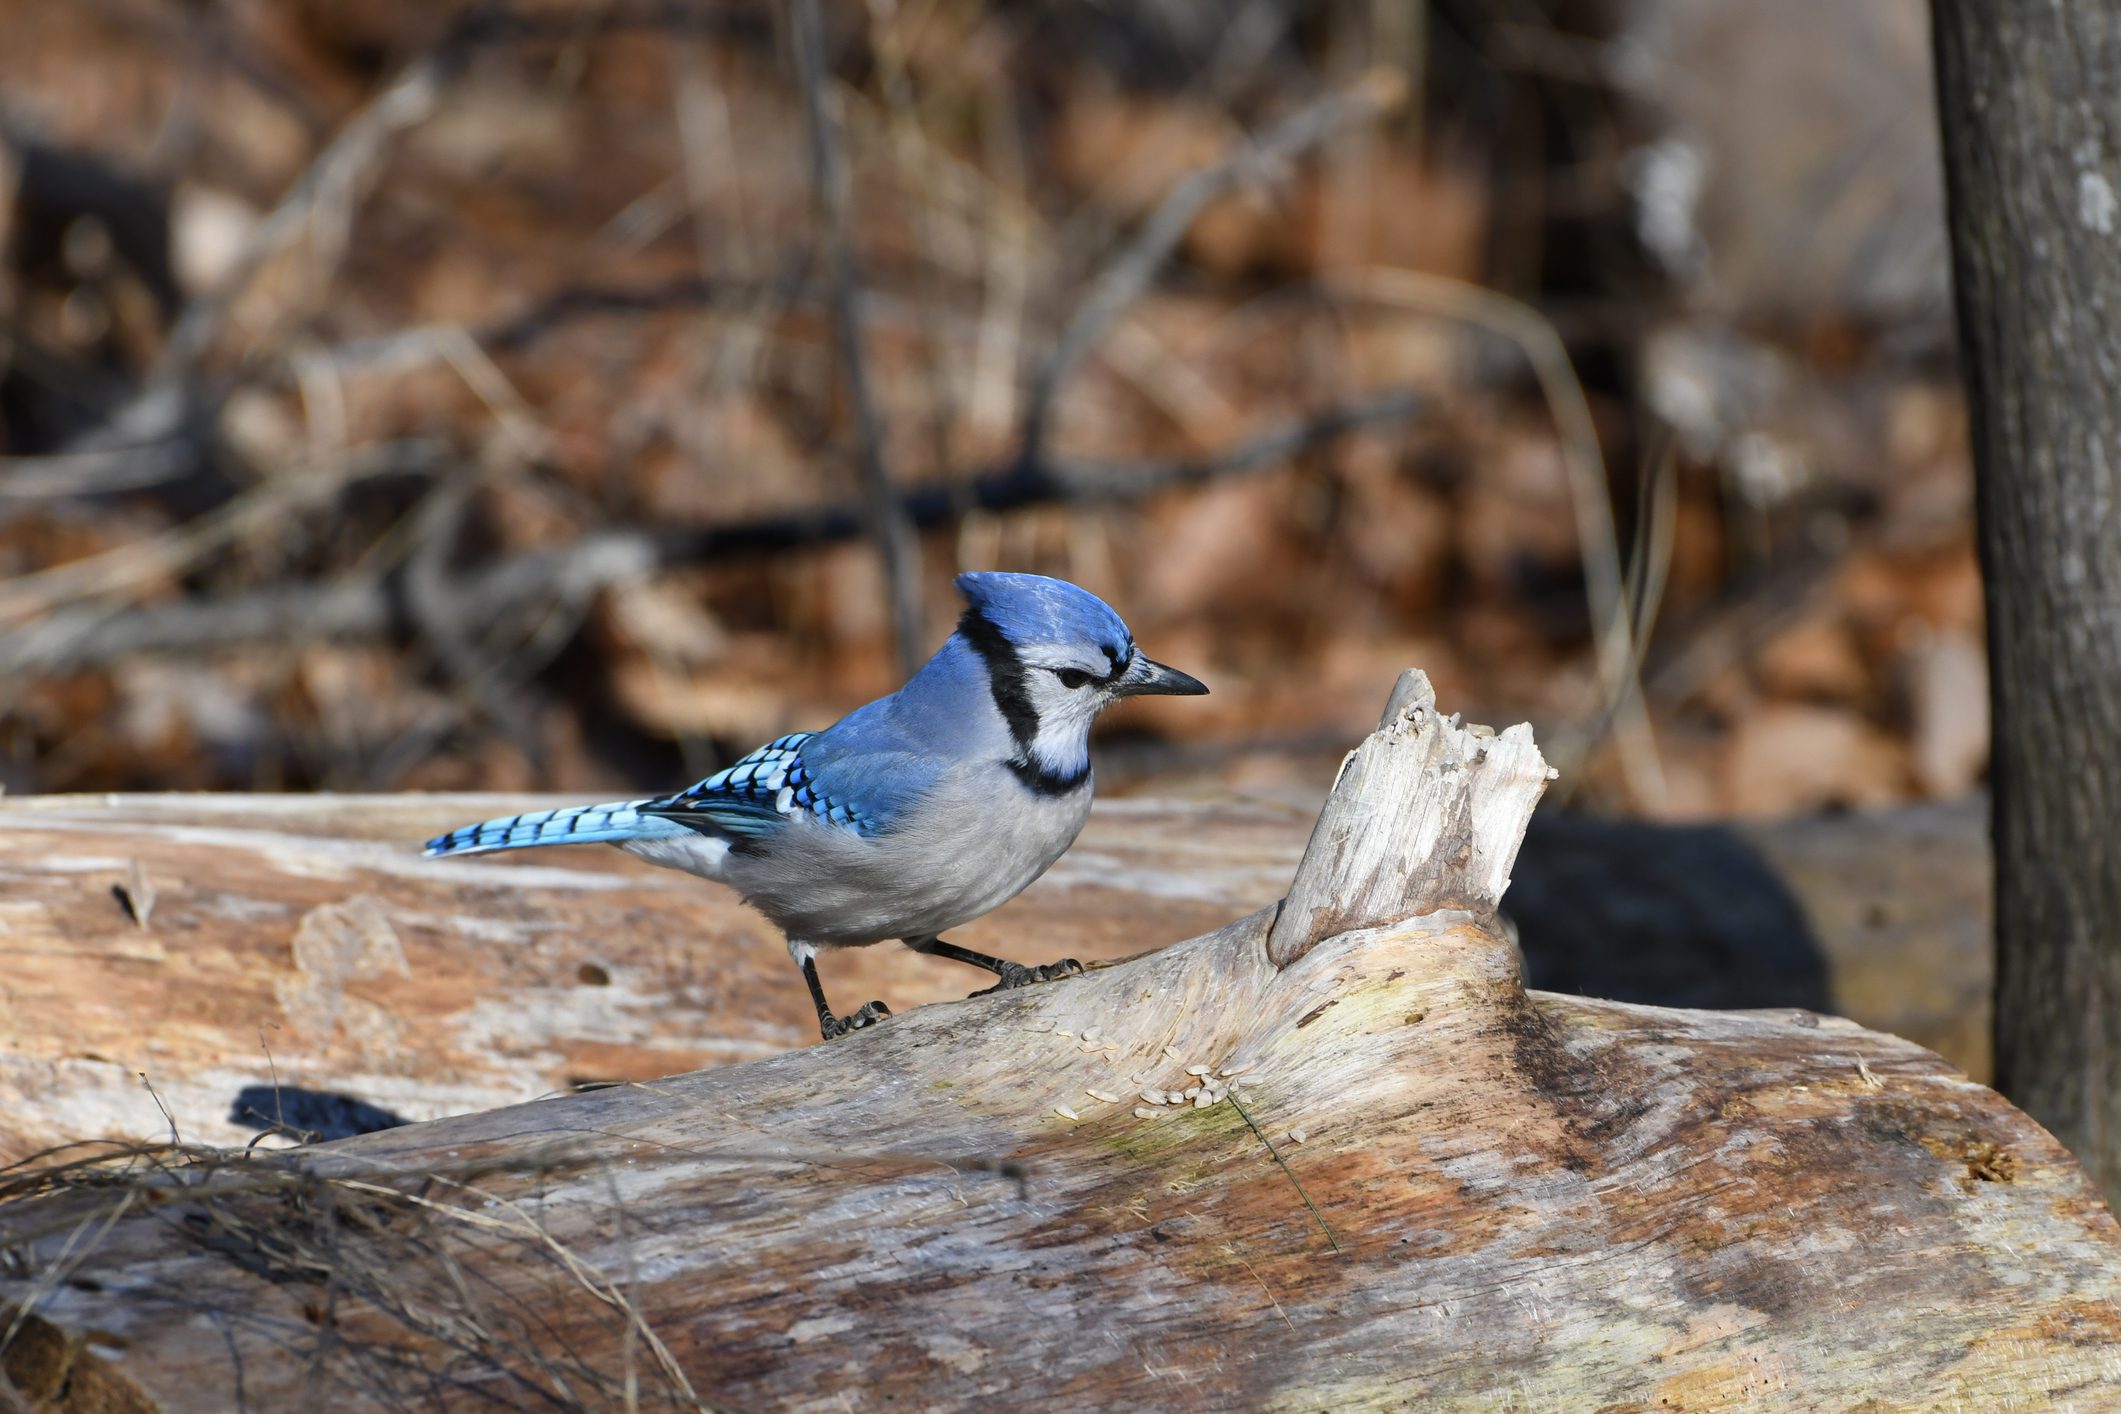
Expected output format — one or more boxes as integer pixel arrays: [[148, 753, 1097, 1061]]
[[426, 572, 1208, 1039]]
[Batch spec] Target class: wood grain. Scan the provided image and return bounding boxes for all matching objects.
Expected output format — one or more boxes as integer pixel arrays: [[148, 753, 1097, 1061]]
[[0, 790, 1306, 1162]]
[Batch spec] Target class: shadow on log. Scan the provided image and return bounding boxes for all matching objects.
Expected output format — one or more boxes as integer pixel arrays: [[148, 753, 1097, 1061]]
[[2, 673, 2115, 1410]]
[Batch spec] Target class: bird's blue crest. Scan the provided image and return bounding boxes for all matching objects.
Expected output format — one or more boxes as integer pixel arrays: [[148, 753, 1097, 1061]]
[[954, 572, 1133, 661]]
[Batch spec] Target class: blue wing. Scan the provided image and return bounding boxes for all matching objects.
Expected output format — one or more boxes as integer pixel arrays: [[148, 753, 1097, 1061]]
[[639, 724, 941, 840]]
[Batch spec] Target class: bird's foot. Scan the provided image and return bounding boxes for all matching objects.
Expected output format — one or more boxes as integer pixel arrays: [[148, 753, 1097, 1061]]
[[819, 999, 891, 1040], [969, 958, 1083, 998]]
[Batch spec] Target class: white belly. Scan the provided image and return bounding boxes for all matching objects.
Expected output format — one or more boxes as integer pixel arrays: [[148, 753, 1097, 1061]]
[[710, 770, 1094, 946]]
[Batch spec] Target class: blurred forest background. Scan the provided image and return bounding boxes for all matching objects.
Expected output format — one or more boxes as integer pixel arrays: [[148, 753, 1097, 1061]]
[[0, 0, 1977, 823]]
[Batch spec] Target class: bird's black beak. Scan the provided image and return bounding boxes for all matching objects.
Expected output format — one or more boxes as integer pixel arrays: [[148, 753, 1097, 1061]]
[[1113, 656, 1209, 698]]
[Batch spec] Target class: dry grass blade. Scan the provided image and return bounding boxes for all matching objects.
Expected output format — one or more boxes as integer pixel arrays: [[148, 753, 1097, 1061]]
[[0, 1128, 1034, 1408], [0, 1139, 706, 1410], [1332, 266, 1667, 809], [1226, 1090, 1339, 1254]]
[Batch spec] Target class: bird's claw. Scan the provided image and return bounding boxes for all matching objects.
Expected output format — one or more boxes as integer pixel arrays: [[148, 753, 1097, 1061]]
[[820, 999, 892, 1039], [969, 958, 1083, 998]]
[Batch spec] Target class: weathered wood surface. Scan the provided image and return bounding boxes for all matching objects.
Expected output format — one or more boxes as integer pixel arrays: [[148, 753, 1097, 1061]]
[[0, 785, 1992, 1168], [0, 789, 1307, 1162], [1266, 673, 1544, 966], [2, 674, 2115, 1412], [0, 788, 1992, 1164]]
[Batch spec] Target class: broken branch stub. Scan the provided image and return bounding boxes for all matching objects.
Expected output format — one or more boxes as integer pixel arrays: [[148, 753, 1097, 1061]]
[[1266, 669, 1552, 968]]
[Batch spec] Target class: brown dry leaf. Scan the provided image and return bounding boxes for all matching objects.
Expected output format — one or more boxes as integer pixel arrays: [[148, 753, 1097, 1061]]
[[1723, 704, 1907, 816], [1834, 547, 1911, 624], [1901, 540, 1985, 635], [1337, 438, 1451, 609], [610, 660, 791, 742], [1756, 615, 1870, 704], [1457, 428, 1581, 593], [605, 576, 729, 668], [1184, 186, 1285, 279], [1902, 628, 1989, 798], [1051, 88, 1228, 220], [1298, 153, 1490, 280], [1138, 476, 1303, 619]]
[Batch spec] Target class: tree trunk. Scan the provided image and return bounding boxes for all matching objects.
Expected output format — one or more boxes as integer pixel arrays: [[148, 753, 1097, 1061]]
[[1932, 2, 2121, 1204], [4, 675, 2117, 1411]]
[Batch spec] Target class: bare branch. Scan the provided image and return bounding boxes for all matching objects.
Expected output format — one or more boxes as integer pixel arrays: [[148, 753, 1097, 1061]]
[[791, 0, 926, 676], [0, 389, 1421, 675], [1019, 70, 1404, 470]]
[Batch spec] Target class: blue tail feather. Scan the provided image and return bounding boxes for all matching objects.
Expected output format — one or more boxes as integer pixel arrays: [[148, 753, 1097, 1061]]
[[423, 800, 675, 858]]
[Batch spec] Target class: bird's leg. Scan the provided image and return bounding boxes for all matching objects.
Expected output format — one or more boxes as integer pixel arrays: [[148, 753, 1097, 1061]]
[[905, 935, 1083, 998], [791, 939, 889, 1040]]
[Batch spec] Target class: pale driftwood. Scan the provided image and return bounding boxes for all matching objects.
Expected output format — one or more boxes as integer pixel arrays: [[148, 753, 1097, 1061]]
[[0, 781, 1995, 1169], [0, 790, 1305, 1163], [1267, 670, 1549, 966], [3, 674, 2118, 1412]]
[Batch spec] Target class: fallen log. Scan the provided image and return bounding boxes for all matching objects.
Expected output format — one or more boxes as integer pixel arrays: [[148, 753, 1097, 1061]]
[[2, 673, 2115, 1411], [0, 788, 1307, 1162], [0, 778, 1992, 1168], [0, 781, 2000, 1169]]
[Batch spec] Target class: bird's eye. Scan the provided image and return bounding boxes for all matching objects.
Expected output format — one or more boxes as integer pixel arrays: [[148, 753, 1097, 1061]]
[[1054, 668, 1093, 690]]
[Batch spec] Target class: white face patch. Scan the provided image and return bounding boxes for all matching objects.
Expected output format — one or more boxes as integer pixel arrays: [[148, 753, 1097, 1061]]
[[1017, 665, 1110, 775]]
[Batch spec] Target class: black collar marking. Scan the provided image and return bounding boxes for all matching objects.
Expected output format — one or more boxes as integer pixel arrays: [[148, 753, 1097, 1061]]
[[1007, 756, 1091, 795], [958, 607, 1093, 797]]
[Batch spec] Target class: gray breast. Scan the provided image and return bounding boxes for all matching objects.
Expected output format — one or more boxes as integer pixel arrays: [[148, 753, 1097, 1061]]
[[720, 764, 1094, 946]]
